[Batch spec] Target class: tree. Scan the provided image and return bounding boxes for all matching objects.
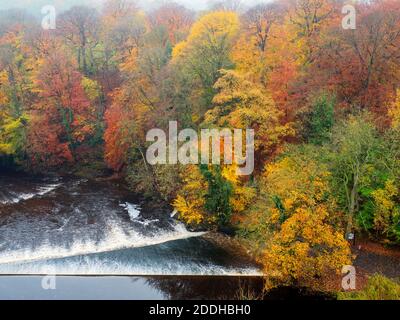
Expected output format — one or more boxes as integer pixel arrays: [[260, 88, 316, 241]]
[[104, 25, 171, 175], [263, 205, 351, 290], [331, 114, 384, 235], [314, 0, 400, 119], [239, 145, 350, 289], [243, 3, 283, 53], [28, 52, 96, 168], [241, 146, 350, 288], [173, 164, 255, 228], [0, 29, 33, 161], [204, 70, 294, 169], [58, 6, 100, 75], [231, 3, 284, 86], [305, 93, 335, 145], [149, 3, 194, 45], [287, 0, 337, 64], [171, 11, 240, 118]]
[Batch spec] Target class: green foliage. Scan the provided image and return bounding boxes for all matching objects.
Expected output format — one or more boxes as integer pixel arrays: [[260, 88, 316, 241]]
[[171, 12, 240, 119], [326, 114, 400, 243], [306, 93, 335, 145], [1, 3, 400, 293], [329, 114, 385, 233], [238, 144, 344, 252], [200, 164, 233, 226], [338, 274, 400, 300], [0, 114, 28, 160]]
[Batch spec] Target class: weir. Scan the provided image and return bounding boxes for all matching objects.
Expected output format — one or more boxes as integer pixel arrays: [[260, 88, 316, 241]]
[[0, 172, 260, 276]]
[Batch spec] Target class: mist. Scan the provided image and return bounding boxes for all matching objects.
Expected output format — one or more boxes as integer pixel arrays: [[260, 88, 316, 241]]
[[0, 0, 272, 13]]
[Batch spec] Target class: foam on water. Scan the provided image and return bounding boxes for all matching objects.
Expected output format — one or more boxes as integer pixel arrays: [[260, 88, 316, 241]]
[[0, 183, 61, 205], [0, 259, 262, 276], [0, 175, 261, 277], [119, 202, 141, 220], [0, 220, 261, 276], [0, 221, 205, 266]]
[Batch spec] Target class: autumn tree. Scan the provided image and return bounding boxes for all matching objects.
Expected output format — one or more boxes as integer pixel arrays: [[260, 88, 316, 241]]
[[238, 145, 350, 289], [149, 3, 194, 45], [314, 0, 400, 120], [173, 164, 255, 228], [287, 0, 337, 64], [172, 11, 240, 119], [58, 6, 100, 75], [0, 29, 33, 161], [243, 3, 283, 53], [104, 25, 173, 197], [27, 51, 96, 168], [204, 70, 294, 169], [232, 2, 283, 85]]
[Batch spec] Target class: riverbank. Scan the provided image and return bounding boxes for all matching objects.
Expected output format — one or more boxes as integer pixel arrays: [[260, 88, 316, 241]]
[[1, 169, 399, 299], [201, 231, 400, 297]]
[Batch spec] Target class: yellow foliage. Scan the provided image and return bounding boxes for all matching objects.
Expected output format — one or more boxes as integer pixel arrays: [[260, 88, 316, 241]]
[[204, 70, 294, 163], [171, 41, 187, 59], [231, 35, 265, 81], [0, 70, 9, 105], [172, 165, 209, 225], [389, 89, 400, 130], [172, 11, 239, 60], [263, 205, 351, 289], [0, 115, 26, 155], [173, 163, 255, 227], [372, 180, 400, 237], [119, 47, 138, 73], [222, 165, 256, 213], [261, 154, 332, 218], [81, 77, 101, 101], [238, 147, 350, 288], [0, 143, 13, 154]]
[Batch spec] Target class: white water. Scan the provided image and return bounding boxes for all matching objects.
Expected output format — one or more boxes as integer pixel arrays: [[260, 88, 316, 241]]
[[0, 175, 261, 276], [119, 202, 141, 220], [0, 183, 61, 205], [0, 221, 205, 266], [0, 260, 262, 276], [0, 219, 261, 275]]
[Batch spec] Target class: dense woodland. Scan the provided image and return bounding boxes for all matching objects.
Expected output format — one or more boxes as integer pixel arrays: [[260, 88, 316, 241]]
[[1, 0, 400, 290]]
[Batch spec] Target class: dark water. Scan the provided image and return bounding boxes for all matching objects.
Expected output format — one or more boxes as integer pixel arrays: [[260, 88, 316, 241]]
[[0, 172, 259, 276], [0, 276, 266, 300], [0, 276, 334, 300], [0, 171, 270, 299], [0, 171, 335, 300]]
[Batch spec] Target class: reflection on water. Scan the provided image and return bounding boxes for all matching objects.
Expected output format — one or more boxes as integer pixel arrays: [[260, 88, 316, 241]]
[[0, 276, 334, 300], [0, 172, 332, 299]]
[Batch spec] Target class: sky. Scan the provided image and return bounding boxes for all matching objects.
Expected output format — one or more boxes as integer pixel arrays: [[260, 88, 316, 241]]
[[0, 0, 271, 12]]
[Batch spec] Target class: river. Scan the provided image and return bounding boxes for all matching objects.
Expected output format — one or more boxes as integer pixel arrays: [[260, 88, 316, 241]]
[[0, 171, 332, 300], [0, 170, 267, 299]]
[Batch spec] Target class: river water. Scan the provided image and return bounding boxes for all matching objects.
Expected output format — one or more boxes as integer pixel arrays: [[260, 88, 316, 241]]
[[0, 171, 260, 276], [0, 171, 269, 299]]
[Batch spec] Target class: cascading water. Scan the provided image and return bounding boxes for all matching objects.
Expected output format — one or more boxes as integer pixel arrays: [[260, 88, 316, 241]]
[[0, 172, 260, 276]]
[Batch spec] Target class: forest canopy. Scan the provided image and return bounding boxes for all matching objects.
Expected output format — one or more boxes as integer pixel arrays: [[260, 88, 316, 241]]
[[1, 0, 400, 289]]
